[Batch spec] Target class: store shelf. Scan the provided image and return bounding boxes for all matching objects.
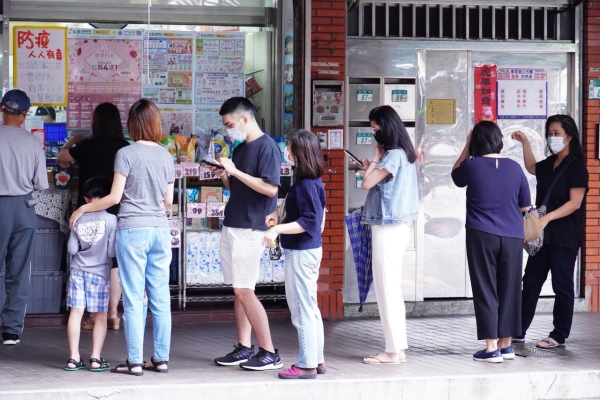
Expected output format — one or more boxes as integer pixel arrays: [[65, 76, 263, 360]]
[[245, 69, 264, 76], [184, 282, 284, 289], [184, 294, 287, 303]]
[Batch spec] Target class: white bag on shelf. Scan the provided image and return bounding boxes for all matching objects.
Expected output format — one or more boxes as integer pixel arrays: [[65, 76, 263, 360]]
[[272, 250, 285, 283], [258, 247, 272, 283], [197, 231, 211, 284], [209, 231, 224, 284]]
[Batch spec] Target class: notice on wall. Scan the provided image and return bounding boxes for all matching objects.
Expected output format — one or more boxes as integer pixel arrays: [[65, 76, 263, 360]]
[[426, 99, 457, 125], [14, 26, 68, 106], [194, 32, 245, 150], [143, 31, 195, 137], [473, 64, 497, 124], [497, 68, 548, 120], [67, 29, 144, 129]]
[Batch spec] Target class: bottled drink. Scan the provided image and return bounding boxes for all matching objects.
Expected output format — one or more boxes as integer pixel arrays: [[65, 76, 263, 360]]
[[268, 219, 282, 261]]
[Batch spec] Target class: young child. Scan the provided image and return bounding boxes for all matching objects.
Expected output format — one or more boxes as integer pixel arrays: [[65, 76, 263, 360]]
[[65, 176, 117, 372]]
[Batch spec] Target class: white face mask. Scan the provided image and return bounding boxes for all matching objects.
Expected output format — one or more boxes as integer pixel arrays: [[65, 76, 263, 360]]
[[283, 146, 294, 166], [226, 119, 246, 142], [548, 136, 566, 154]]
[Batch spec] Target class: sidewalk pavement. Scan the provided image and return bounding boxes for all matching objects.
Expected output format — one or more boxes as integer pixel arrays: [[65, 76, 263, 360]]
[[1, 312, 599, 400]]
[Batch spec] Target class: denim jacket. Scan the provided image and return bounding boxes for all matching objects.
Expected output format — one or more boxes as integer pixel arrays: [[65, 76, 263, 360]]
[[361, 148, 419, 225]]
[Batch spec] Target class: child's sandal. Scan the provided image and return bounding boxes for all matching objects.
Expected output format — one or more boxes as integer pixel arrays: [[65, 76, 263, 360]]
[[90, 358, 110, 372], [64, 358, 86, 371]]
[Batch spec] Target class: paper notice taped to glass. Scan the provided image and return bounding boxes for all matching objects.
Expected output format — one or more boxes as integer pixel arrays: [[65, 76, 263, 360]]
[[426, 99, 457, 125]]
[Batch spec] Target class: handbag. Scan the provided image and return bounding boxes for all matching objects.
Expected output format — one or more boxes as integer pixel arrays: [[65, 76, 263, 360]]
[[523, 158, 573, 256], [277, 195, 287, 224]]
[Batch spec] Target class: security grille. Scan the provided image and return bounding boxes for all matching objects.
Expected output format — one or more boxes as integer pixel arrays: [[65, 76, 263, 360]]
[[348, 2, 576, 42]]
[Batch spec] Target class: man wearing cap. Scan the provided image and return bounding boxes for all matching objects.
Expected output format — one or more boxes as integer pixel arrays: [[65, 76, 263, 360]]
[[0, 89, 48, 345]]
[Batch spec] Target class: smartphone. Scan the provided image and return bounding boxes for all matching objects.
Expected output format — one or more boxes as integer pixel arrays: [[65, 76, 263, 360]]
[[344, 149, 363, 166], [200, 159, 224, 169]]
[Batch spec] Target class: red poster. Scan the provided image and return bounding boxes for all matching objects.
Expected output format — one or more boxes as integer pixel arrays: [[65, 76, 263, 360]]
[[474, 64, 497, 124]]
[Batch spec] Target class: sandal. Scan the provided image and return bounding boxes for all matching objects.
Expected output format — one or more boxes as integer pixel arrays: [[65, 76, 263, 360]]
[[81, 315, 95, 330], [110, 359, 144, 376], [107, 317, 120, 331], [64, 358, 86, 371], [536, 338, 565, 349], [90, 358, 110, 372], [142, 356, 169, 373]]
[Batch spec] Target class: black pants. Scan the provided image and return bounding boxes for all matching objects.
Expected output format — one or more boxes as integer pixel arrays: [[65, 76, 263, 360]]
[[0, 195, 36, 335], [466, 229, 523, 340], [520, 244, 578, 344]]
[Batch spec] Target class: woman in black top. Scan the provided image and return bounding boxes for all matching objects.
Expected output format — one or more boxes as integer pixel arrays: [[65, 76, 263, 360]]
[[512, 115, 588, 349], [58, 102, 130, 331]]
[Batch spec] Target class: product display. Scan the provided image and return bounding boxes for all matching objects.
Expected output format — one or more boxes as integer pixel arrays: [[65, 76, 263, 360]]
[[186, 231, 284, 285]]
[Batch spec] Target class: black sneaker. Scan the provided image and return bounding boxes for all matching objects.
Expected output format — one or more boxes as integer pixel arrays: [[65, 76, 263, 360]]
[[2, 333, 20, 346], [240, 348, 283, 371], [214, 343, 255, 366]]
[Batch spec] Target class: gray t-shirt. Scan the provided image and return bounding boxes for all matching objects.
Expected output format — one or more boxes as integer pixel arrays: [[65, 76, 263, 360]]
[[68, 211, 117, 280], [0, 125, 48, 196], [114, 142, 174, 230]]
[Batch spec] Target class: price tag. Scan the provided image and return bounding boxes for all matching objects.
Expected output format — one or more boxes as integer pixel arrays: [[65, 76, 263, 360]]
[[187, 203, 206, 218], [356, 89, 373, 102], [174, 164, 184, 179], [182, 162, 200, 177], [169, 219, 181, 248], [281, 163, 293, 177], [199, 166, 217, 180], [207, 202, 226, 218], [356, 132, 373, 145], [391, 89, 408, 102]]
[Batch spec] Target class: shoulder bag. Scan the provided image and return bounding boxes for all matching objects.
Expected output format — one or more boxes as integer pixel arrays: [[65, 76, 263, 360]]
[[524, 158, 573, 256]]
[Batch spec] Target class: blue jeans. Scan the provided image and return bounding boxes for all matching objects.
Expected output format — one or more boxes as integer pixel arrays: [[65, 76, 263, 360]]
[[284, 248, 324, 368], [116, 227, 172, 364]]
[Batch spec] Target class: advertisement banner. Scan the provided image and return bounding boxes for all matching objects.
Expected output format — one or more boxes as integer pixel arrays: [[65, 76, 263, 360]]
[[14, 26, 68, 106], [497, 68, 548, 120], [473, 64, 497, 124], [67, 29, 144, 129]]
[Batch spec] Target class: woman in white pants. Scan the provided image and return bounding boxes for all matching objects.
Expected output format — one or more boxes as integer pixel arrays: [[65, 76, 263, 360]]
[[353, 105, 419, 364]]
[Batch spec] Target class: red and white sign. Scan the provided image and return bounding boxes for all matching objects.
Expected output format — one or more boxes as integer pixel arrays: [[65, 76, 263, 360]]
[[497, 68, 548, 120]]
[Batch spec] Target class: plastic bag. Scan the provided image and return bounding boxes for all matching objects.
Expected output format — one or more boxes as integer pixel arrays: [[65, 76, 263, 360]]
[[159, 135, 177, 162], [211, 129, 233, 159], [175, 135, 197, 163], [523, 205, 546, 256]]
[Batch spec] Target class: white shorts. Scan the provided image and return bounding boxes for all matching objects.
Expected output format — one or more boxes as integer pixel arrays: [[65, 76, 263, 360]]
[[220, 226, 265, 289]]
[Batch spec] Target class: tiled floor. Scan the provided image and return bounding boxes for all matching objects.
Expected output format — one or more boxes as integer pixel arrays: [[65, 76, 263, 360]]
[[1, 312, 599, 397]]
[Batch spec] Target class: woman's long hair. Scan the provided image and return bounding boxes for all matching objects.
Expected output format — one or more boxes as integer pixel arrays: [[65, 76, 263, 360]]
[[288, 129, 325, 179], [92, 102, 125, 140], [369, 105, 417, 163], [545, 114, 584, 160]]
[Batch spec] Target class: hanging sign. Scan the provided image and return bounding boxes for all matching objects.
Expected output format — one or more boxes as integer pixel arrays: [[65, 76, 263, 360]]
[[497, 68, 548, 119], [473, 64, 497, 124], [188, 203, 207, 218], [14, 26, 68, 106]]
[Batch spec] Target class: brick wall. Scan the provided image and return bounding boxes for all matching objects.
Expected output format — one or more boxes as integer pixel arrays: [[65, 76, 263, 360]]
[[584, 1, 600, 311], [311, 0, 346, 319]]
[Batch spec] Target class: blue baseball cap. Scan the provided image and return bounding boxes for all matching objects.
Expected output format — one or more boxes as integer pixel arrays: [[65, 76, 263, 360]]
[[1, 89, 31, 115]]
